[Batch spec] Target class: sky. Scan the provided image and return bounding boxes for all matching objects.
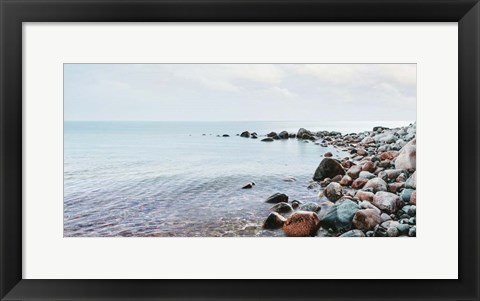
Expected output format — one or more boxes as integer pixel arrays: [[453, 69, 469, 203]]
[[64, 64, 416, 122]]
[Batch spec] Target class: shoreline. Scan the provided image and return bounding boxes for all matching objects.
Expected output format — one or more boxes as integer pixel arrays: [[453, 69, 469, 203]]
[[254, 122, 417, 237]]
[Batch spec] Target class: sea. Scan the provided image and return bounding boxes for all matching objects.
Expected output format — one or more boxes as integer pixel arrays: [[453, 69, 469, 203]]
[[63, 120, 411, 237]]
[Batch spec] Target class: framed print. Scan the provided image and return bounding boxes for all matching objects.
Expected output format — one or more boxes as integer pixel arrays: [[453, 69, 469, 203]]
[[1, 0, 479, 300]]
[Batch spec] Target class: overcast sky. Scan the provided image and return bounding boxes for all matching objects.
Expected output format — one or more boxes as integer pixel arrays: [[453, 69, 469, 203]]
[[64, 64, 416, 122]]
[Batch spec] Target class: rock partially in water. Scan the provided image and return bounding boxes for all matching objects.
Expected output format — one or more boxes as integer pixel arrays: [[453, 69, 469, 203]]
[[291, 200, 303, 209], [320, 199, 359, 232], [372, 191, 403, 214], [352, 209, 382, 231], [266, 193, 288, 203], [261, 137, 274, 142], [278, 131, 289, 139], [313, 158, 345, 181], [267, 131, 278, 138], [283, 211, 320, 237], [241, 182, 255, 189], [324, 152, 333, 157], [298, 202, 321, 212], [339, 229, 365, 237], [270, 202, 293, 213], [240, 131, 250, 138], [324, 182, 343, 202], [222, 134, 230, 137], [263, 212, 287, 229]]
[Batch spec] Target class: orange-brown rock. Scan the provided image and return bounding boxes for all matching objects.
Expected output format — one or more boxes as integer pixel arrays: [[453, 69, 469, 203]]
[[283, 211, 320, 237], [380, 151, 399, 161], [352, 177, 368, 189], [355, 190, 375, 202]]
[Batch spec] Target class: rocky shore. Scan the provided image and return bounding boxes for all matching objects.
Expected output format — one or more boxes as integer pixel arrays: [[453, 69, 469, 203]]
[[238, 123, 417, 237]]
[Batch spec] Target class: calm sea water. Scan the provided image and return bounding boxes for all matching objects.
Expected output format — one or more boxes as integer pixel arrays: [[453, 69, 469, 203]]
[[64, 121, 410, 237]]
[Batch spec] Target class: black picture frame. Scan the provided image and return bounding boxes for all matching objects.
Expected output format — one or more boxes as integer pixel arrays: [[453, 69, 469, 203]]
[[1, 0, 479, 300]]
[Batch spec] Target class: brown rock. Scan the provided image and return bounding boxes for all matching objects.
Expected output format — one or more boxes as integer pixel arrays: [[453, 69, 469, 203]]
[[380, 151, 399, 161], [363, 178, 388, 193], [283, 211, 320, 237], [352, 177, 369, 189], [388, 182, 405, 193], [352, 209, 383, 230], [362, 161, 376, 173], [355, 190, 375, 202], [331, 174, 343, 182], [346, 164, 362, 179], [324, 152, 333, 157], [341, 160, 355, 168], [410, 190, 416, 205], [372, 191, 403, 213], [339, 175, 353, 186]]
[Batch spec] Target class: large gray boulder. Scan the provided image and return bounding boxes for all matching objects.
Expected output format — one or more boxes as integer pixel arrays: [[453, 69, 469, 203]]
[[320, 199, 359, 232]]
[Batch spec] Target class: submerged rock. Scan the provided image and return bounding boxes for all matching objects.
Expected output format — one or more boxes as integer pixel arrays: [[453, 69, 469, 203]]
[[298, 202, 321, 212], [261, 137, 274, 142], [265, 193, 289, 203], [241, 182, 255, 189], [270, 202, 293, 213]]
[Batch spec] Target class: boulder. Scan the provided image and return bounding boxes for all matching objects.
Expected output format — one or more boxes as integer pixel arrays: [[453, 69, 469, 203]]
[[395, 138, 416, 170], [372, 191, 403, 213], [263, 212, 287, 229], [283, 211, 320, 237], [267, 132, 278, 138], [320, 199, 359, 232], [261, 137, 274, 142], [222, 134, 230, 137], [297, 128, 315, 139], [270, 202, 293, 213], [324, 182, 343, 202], [240, 131, 250, 138], [265, 193, 288, 203], [324, 152, 333, 157], [278, 131, 289, 139], [352, 209, 383, 230], [363, 178, 388, 193], [313, 158, 345, 181], [358, 200, 381, 214]]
